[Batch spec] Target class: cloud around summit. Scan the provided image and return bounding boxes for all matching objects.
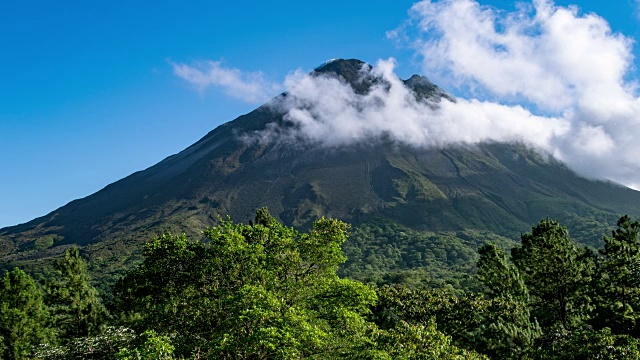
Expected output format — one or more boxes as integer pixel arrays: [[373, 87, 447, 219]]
[[174, 0, 640, 189], [251, 59, 569, 152]]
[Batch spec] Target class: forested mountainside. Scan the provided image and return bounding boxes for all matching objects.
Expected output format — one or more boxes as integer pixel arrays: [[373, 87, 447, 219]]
[[3, 58, 640, 359], [0, 60, 640, 294], [5, 210, 640, 359], [2, 59, 639, 287]]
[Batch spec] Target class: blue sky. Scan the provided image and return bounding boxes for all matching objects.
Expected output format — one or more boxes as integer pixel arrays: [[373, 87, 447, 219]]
[[1, 0, 640, 228]]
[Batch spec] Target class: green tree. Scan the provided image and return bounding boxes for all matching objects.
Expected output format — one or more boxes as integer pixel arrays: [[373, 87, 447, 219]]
[[0, 268, 53, 360], [595, 215, 640, 335], [47, 247, 107, 338], [369, 320, 488, 359], [477, 243, 527, 301], [373, 246, 541, 359], [113, 209, 379, 358], [511, 219, 592, 329], [476, 243, 540, 358], [116, 330, 175, 360], [534, 327, 640, 359], [32, 326, 137, 360], [372, 285, 488, 354]]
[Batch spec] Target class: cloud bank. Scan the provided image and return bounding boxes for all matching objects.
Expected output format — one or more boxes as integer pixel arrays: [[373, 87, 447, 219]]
[[258, 59, 569, 154], [172, 60, 280, 103], [397, 0, 640, 187], [404, 0, 636, 114], [176, 1, 640, 189]]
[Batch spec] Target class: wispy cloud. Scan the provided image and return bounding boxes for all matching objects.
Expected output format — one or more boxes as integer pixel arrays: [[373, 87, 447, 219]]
[[171, 60, 280, 104], [254, 59, 569, 153]]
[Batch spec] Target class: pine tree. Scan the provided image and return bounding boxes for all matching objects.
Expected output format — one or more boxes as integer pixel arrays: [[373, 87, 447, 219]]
[[0, 268, 53, 360], [47, 246, 107, 338], [476, 243, 540, 358], [595, 215, 640, 335], [512, 218, 592, 329], [478, 243, 528, 301]]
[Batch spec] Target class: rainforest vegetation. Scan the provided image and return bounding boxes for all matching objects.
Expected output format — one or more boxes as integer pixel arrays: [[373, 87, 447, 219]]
[[4, 209, 640, 359]]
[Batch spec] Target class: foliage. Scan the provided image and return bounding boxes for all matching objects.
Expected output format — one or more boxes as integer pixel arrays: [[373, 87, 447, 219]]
[[32, 326, 136, 360], [594, 215, 640, 336], [47, 247, 107, 338], [116, 330, 175, 360], [374, 285, 474, 335], [533, 326, 640, 359], [0, 268, 53, 360], [8, 211, 640, 358], [341, 219, 515, 292], [476, 244, 540, 358], [511, 218, 593, 329], [477, 244, 527, 301], [367, 320, 488, 359], [113, 208, 379, 358]]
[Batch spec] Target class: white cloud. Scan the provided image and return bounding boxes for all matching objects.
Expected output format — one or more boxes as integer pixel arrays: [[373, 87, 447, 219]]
[[381, 0, 640, 187], [188, 1, 640, 189], [258, 59, 569, 152], [405, 0, 635, 113], [171, 60, 280, 104]]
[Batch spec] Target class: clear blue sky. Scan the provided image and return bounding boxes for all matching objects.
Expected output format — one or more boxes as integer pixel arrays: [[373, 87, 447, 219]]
[[2, 0, 639, 228]]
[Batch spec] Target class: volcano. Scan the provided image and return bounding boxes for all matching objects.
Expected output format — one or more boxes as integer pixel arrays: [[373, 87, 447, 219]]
[[2, 59, 639, 284]]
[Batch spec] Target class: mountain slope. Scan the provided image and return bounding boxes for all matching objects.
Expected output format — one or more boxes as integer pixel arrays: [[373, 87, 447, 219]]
[[2, 59, 639, 283]]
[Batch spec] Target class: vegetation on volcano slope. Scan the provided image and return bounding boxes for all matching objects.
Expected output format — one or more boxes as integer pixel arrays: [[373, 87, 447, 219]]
[[2, 60, 638, 293], [341, 219, 516, 292], [1, 141, 636, 298], [4, 210, 640, 358], [2, 141, 637, 283]]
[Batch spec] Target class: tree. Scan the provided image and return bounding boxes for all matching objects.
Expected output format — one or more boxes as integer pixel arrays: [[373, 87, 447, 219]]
[[113, 209, 379, 358], [369, 320, 488, 359], [595, 215, 640, 335], [32, 326, 137, 360], [373, 245, 541, 359], [511, 219, 592, 329], [477, 243, 527, 302], [47, 246, 107, 338], [116, 330, 175, 360], [475, 243, 540, 358], [0, 268, 53, 360], [533, 327, 640, 359]]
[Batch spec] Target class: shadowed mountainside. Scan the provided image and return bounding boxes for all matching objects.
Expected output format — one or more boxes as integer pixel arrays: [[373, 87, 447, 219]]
[[2, 59, 639, 285]]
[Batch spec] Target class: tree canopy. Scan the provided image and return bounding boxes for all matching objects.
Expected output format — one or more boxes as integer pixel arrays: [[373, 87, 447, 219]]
[[6, 211, 640, 358], [112, 208, 480, 358], [0, 268, 53, 360]]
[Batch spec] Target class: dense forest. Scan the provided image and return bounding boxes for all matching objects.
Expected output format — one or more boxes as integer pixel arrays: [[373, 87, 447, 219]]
[[4, 209, 640, 359]]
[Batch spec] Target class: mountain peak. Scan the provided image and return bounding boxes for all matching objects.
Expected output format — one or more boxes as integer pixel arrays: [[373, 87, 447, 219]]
[[314, 58, 369, 75], [403, 74, 455, 103], [405, 74, 431, 86], [312, 59, 453, 102], [312, 58, 374, 94]]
